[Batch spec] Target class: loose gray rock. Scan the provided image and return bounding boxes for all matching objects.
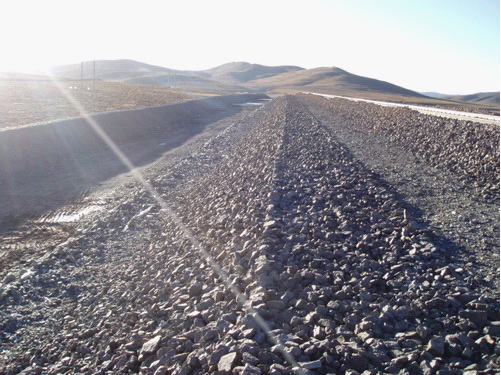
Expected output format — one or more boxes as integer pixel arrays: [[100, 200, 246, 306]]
[[300, 359, 322, 369], [347, 354, 369, 373], [218, 352, 239, 373], [241, 363, 262, 374], [188, 282, 203, 297], [426, 336, 445, 356], [141, 336, 162, 357]]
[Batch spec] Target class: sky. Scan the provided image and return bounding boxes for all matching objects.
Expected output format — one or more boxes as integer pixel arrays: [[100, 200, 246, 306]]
[[0, 0, 499, 94]]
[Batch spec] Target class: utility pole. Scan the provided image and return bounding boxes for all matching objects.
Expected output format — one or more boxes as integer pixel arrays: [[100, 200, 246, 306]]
[[81, 61, 83, 89], [93, 59, 95, 90]]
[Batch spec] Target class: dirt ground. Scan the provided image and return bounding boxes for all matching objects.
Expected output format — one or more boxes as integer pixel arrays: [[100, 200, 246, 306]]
[[0, 80, 198, 129], [0, 93, 268, 235]]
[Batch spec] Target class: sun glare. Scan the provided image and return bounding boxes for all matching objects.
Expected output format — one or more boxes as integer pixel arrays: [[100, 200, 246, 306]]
[[42, 75, 306, 373], [0, 54, 54, 76]]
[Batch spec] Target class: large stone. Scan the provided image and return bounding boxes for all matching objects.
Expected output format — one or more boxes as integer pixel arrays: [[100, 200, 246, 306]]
[[242, 363, 262, 374], [416, 325, 433, 340], [241, 315, 261, 331], [218, 352, 239, 373], [459, 309, 488, 329], [426, 336, 445, 356], [484, 322, 500, 337], [242, 352, 259, 365], [209, 349, 227, 366], [141, 336, 162, 357], [188, 282, 203, 297], [300, 360, 322, 369], [3, 273, 16, 283], [347, 354, 369, 372], [266, 300, 286, 310]]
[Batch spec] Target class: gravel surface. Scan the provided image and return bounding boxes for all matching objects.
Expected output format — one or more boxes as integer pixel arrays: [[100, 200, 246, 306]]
[[0, 95, 498, 374], [298, 93, 500, 296]]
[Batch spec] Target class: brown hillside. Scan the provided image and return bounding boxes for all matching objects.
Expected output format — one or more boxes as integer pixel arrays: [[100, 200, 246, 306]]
[[246, 67, 428, 100], [444, 92, 500, 107], [49, 59, 177, 81], [204, 62, 304, 84], [124, 74, 248, 94]]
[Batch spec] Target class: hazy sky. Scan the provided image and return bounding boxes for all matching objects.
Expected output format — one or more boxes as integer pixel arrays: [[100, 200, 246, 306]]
[[1, 0, 499, 94]]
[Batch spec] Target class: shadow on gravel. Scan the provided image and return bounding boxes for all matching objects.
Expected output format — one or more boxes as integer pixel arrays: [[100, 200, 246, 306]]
[[367, 160, 497, 292], [0, 94, 268, 233], [335, 143, 486, 285]]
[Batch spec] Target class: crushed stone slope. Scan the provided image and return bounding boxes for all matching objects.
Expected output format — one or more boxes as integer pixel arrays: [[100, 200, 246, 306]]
[[297, 94, 499, 198], [0, 97, 498, 374], [298, 93, 500, 294]]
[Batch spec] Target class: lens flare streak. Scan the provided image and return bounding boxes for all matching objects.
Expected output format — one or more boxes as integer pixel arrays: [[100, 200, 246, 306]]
[[47, 76, 305, 374]]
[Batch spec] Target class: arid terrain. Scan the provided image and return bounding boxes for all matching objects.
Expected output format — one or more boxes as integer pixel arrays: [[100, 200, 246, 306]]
[[0, 78, 197, 130], [0, 78, 498, 375], [0, 91, 264, 232], [45, 60, 501, 115]]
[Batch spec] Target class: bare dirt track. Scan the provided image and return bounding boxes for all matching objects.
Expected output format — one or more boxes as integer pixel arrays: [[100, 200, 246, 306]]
[[0, 94, 499, 375]]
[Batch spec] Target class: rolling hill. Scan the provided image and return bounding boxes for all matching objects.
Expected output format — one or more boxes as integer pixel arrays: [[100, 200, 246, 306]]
[[46, 59, 499, 110], [48, 60, 253, 94], [442, 92, 500, 107], [202, 62, 304, 84], [49, 59, 175, 80], [245, 66, 429, 101], [123, 73, 248, 94], [420, 92, 451, 99], [47, 60, 306, 94]]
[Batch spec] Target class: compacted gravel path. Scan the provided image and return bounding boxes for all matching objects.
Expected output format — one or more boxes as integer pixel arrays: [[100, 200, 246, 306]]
[[0, 95, 498, 374]]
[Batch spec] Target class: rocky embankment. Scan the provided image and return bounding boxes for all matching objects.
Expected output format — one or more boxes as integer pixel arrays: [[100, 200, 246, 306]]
[[298, 93, 500, 295], [0, 96, 499, 374], [297, 94, 499, 201]]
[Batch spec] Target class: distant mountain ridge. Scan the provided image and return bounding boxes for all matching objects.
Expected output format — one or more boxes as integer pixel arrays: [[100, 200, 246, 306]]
[[49, 59, 176, 80], [444, 92, 500, 107], [203, 62, 304, 84], [421, 91, 500, 107], [245, 66, 430, 101], [124, 74, 249, 94], [47, 59, 499, 109]]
